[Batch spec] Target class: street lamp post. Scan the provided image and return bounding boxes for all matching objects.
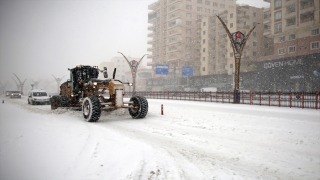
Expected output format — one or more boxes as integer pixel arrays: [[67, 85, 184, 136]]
[[118, 52, 148, 95], [216, 15, 258, 103]]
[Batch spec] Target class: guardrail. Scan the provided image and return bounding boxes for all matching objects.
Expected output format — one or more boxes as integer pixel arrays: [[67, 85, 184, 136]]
[[125, 91, 319, 110]]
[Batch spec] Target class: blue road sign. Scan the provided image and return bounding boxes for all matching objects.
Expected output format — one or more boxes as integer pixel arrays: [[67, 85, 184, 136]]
[[155, 64, 169, 75], [182, 66, 194, 77]]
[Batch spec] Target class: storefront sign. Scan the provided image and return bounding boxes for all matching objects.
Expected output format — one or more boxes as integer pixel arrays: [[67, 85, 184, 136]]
[[263, 59, 303, 69]]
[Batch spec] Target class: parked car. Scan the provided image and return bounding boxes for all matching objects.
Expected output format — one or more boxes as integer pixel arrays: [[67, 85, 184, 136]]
[[10, 91, 21, 98], [28, 89, 50, 105]]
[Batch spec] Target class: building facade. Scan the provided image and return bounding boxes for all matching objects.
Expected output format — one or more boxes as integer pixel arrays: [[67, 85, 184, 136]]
[[147, 0, 237, 79]]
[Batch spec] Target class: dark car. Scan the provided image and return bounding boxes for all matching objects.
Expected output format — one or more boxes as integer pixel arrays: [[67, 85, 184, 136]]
[[5, 91, 12, 97], [10, 91, 21, 98]]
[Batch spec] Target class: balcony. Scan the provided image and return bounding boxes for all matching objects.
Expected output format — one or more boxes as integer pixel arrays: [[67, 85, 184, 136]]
[[147, 47, 153, 52], [148, 25, 156, 31], [148, 2, 158, 11]]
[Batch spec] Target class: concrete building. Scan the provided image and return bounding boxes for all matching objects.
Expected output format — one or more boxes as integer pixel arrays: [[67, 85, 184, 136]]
[[260, 0, 320, 61], [147, 0, 237, 78], [109, 56, 142, 82]]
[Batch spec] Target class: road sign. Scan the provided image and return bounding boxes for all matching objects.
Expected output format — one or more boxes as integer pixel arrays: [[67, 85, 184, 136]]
[[182, 66, 194, 77], [155, 64, 169, 75]]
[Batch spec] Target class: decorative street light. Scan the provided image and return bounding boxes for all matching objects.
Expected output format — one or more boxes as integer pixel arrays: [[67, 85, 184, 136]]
[[12, 73, 27, 95], [216, 15, 259, 103], [118, 52, 148, 94], [52, 75, 65, 93]]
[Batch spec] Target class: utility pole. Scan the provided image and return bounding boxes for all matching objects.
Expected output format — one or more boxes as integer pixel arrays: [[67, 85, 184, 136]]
[[216, 15, 258, 103], [118, 52, 148, 94]]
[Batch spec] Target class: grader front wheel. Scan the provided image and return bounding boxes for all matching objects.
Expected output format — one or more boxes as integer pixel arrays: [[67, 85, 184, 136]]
[[82, 96, 101, 122], [129, 96, 148, 119]]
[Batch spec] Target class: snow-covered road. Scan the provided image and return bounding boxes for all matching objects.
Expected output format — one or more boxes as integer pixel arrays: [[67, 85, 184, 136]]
[[1, 96, 319, 180]]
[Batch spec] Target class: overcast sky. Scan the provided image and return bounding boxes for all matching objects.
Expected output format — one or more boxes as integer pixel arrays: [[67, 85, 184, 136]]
[[0, 0, 269, 90]]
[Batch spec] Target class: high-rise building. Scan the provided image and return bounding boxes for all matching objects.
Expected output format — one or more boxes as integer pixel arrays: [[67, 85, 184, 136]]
[[147, 0, 237, 78], [260, 0, 320, 60]]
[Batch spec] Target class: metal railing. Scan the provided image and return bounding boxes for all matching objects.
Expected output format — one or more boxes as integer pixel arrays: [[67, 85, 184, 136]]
[[125, 91, 319, 110]]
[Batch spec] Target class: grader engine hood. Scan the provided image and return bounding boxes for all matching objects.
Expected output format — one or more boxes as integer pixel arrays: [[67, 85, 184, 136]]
[[109, 81, 125, 107]]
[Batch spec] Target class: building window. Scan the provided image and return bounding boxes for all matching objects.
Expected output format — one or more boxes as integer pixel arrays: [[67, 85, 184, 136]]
[[311, 42, 319, 50], [278, 36, 285, 42], [186, 5, 192, 10], [203, 22, 206, 26], [253, 12, 256, 17], [230, 64, 233, 68], [230, 13, 233, 18], [186, 21, 192, 25], [203, 48, 206, 52], [186, 13, 192, 18], [203, 30, 206, 35], [230, 23, 233, 28], [286, 17, 296, 27], [220, 4, 225, 8], [229, 5, 233, 9], [253, 42, 257, 46], [205, 8, 210, 13], [186, 29, 191, 34], [289, 34, 295, 40], [288, 46, 296, 53], [197, 7, 202, 12], [275, 23, 282, 33], [203, 39, 206, 44], [275, 0, 282, 8], [197, 15, 202, 19], [205, 1, 210, 5], [264, 44, 269, 48], [311, 28, 319, 36], [278, 48, 285, 55], [186, 45, 191, 51], [275, 11, 282, 21], [203, 57, 205, 61], [286, 3, 295, 14], [300, 0, 314, 10], [202, 67, 206, 71], [186, 37, 191, 42], [230, 52, 233, 57], [197, 0, 202, 4], [213, 2, 218, 7], [300, 12, 314, 23], [253, 52, 257, 56], [253, 32, 256, 37]]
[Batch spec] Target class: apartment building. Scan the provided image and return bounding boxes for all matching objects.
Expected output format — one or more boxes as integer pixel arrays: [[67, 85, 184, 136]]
[[260, 0, 320, 60], [147, 0, 236, 78], [200, 5, 264, 76]]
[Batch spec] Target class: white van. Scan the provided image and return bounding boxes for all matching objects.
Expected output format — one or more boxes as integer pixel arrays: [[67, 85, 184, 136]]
[[200, 87, 217, 92], [28, 89, 50, 105]]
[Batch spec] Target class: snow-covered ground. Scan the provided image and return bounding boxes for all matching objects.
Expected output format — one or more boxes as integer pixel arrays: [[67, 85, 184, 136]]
[[0, 95, 319, 180]]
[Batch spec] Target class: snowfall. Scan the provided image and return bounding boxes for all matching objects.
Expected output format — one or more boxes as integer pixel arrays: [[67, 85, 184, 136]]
[[0, 95, 319, 180]]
